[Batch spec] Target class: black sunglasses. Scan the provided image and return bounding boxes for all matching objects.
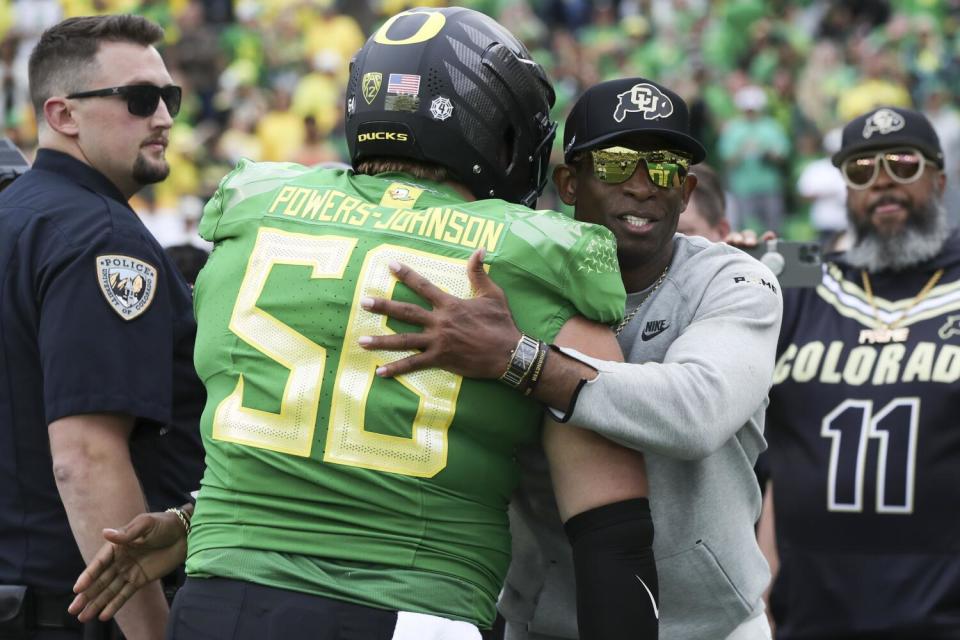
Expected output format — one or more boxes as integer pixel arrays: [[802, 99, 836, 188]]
[[66, 84, 182, 118]]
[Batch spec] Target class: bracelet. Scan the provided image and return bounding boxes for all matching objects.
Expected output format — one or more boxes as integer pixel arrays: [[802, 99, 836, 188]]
[[521, 342, 549, 396], [543, 344, 591, 422], [498, 334, 541, 389], [165, 507, 192, 535]]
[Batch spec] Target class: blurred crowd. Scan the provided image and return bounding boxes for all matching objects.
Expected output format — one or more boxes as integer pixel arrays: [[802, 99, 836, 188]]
[[2, 0, 959, 247]]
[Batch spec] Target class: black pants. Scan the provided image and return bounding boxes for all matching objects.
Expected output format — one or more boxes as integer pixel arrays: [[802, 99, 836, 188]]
[[9, 619, 115, 640], [0, 585, 113, 640], [0, 621, 114, 639], [167, 578, 408, 640]]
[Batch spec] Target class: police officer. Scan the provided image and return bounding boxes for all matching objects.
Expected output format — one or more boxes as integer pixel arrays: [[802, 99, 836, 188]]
[[0, 15, 203, 639]]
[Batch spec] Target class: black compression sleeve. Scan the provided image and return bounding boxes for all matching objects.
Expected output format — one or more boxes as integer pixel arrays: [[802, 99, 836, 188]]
[[564, 498, 658, 640]]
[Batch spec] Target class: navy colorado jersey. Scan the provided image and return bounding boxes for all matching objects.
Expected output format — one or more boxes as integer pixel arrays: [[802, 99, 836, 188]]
[[766, 233, 960, 638]]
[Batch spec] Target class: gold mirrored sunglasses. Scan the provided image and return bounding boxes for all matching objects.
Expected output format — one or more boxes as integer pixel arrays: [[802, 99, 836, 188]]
[[589, 147, 691, 188]]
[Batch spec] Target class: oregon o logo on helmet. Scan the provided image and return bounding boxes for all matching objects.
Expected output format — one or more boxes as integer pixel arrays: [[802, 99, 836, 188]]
[[358, 131, 409, 142], [373, 10, 446, 46]]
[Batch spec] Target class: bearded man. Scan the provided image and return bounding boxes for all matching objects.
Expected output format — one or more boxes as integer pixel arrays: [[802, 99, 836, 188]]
[[762, 106, 960, 639]]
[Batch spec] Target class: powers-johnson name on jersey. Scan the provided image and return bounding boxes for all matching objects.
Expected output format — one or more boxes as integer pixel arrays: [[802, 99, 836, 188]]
[[187, 161, 626, 628]]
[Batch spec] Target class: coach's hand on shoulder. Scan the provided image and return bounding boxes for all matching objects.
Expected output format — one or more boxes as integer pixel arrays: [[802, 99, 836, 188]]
[[69, 508, 189, 623], [359, 249, 522, 379]]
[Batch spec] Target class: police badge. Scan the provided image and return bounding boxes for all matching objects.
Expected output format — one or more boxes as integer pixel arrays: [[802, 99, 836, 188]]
[[96, 255, 157, 320], [362, 72, 383, 105]]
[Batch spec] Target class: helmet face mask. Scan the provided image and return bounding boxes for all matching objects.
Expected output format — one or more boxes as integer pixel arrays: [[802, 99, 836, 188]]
[[345, 8, 557, 207]]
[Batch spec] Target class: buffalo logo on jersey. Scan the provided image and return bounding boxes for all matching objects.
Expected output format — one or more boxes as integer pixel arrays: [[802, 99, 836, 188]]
[[862, 108, 905, 139], [939, 315, 960, 340], [362, 72, 382, 105], [614, 83, 674, 123], [96, 255, 157, 320]]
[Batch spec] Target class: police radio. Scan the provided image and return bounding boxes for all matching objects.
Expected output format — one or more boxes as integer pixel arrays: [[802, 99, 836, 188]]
[[0, 138, 30, 192], [744, 238, 823, 288]]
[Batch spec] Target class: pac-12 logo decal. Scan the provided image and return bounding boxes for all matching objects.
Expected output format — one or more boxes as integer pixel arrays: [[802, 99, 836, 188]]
[[96, 255, 157, 320], [862, 108, 905, 139], [614, 83, 673, 123], [362, 72, 382, 105]]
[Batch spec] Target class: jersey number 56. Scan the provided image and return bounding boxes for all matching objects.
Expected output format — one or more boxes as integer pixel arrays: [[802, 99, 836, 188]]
[[212, 227, 472, 478]]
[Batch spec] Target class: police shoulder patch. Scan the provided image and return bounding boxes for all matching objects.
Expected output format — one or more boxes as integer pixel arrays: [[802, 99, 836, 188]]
[[96, 254, 158, 320]]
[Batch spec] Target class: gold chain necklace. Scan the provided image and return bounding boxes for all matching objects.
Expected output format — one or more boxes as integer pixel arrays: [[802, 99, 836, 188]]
[[858, 268, 944, 344], [613, 265, 670, 336]]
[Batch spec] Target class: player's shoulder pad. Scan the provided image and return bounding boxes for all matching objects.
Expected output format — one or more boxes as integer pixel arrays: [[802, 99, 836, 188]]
[[505, 206, 621, 275], [497, 207, 625, 323], [512, 207, 609, 252], [560, 218, 624, 324], [200, 159, 313, 241]]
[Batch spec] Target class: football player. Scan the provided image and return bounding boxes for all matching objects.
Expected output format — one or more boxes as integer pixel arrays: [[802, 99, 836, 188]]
[[70, 8, 657, 639]]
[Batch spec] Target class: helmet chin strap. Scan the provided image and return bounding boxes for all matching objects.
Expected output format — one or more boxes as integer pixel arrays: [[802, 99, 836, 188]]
[[519, 120, 558, 207]]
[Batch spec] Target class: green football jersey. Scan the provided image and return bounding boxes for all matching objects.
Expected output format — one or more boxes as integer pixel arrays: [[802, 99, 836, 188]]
[[188, 161, 625, 627]]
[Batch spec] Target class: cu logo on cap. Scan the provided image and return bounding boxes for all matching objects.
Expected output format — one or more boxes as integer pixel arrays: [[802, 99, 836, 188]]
[[862, 108, 905, 139], [614, 83, 674, 123]]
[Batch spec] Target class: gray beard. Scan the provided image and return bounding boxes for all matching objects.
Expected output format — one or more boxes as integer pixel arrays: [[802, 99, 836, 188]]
[[844, 195, 950, 272]]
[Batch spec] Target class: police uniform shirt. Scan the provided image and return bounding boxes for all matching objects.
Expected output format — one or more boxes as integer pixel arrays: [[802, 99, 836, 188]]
[[0, 149, 204, 593]]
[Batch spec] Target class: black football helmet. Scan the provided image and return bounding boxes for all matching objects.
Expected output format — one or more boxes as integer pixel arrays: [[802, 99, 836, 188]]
[[345, 7, 557, 207]]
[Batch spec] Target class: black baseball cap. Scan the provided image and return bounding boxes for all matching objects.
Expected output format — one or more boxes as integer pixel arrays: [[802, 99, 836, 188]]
[[562, 77, 706, 163], [831, 106, 944, 168]]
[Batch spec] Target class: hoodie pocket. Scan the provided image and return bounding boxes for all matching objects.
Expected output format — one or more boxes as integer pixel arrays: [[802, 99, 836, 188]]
[[659, 540, 752, 635]]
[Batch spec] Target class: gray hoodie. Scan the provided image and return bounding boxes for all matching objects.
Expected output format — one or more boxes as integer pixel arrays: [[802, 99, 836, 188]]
[[500, 235, 783, 639]]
